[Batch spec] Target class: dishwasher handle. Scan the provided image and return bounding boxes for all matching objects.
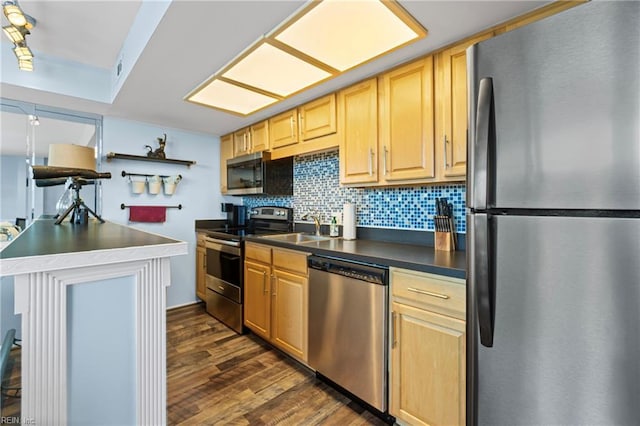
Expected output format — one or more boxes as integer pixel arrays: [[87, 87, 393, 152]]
[[308, 255, 388, 285]]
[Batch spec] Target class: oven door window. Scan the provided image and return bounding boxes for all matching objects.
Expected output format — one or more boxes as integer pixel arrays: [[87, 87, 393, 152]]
[[206, 246, 241, 287]]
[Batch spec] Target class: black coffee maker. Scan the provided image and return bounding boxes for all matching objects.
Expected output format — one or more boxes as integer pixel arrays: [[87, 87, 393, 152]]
[[222, 203, 247, 228]]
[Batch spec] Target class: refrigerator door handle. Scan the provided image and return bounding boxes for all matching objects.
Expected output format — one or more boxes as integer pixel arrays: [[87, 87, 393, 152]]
[[472, 213, 495, 347], [472, 77, 494, 210]]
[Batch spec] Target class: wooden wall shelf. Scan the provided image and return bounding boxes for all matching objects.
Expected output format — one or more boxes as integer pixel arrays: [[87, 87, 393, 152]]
[[106, 152, 196, 167]]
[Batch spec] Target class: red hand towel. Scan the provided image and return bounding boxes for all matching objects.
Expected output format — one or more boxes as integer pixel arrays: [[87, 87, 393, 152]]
[[129, 206, 166, 223]]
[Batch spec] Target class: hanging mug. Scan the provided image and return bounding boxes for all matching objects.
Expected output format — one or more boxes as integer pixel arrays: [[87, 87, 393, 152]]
[[148, 175, 162, 195]]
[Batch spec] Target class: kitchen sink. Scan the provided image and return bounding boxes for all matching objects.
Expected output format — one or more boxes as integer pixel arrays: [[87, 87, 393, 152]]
[[259, 232, 332, 244]]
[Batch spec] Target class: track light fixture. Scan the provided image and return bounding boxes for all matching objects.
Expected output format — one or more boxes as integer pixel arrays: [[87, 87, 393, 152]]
[[2, 0, 35, 71]]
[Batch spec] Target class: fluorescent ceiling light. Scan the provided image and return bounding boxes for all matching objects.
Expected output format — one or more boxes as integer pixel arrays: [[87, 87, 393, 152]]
[[185, 0, 426, 116], [13, 44, 32, 60], [186, 78, 279, 116], [222, 42, 332, 97], [18, 58, 32, 71], [2, 25, 24, 43], [275, 0, 425, 72], [3, 3, 26, 27]]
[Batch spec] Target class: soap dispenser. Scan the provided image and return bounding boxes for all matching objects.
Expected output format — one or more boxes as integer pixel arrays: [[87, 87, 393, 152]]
[[329, 215, 339, 237]]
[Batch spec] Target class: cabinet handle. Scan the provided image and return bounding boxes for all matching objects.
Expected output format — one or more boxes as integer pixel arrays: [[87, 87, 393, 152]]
[[443, 134, 449, 168], [298, 113, 303, 136], [383, 146, 389, 176], [271, 274, 277, 296], [290, 116, 295, 138], [368, 148, 374, 176], [262, 271, 268, 294], [218, 285, 225, 292], [408, 287, 450, 299], [391, 311, 398, 348], [243, 133, 247, 152]]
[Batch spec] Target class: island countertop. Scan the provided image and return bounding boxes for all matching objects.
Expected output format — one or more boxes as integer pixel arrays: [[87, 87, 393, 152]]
[[0, 217, 187, 276]]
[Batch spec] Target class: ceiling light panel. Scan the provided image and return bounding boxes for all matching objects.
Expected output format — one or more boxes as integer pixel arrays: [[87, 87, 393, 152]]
[[13, 45, 32, 60], [3, 4, 26, 27], [18, 59, 32, 71], [222, 42, 332, 97], [2, 25, 24, 43], [275, 0, 425, 72], [186, 78, 279, 116]]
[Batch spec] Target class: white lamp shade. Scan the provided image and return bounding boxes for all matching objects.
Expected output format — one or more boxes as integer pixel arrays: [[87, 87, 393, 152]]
[[48, 144, 96, 170]]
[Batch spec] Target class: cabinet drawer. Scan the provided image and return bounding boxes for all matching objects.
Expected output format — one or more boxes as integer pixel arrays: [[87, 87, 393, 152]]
[[272, 248, 308, 275], [245, 243, 271, 264], [391, 268, 465, 320]]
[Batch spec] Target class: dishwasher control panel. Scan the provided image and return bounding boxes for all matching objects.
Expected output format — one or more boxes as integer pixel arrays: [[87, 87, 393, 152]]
[[308, 256, 387, 285]]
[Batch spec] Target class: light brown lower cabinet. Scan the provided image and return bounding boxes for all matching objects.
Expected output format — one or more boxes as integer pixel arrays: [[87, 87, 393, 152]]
[[390, 267, 466, 426], [195, 233, 206, 301], [244, 242, 308, 362]]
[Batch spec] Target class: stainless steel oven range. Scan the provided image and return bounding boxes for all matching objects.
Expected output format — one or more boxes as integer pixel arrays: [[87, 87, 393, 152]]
[[203, 206, 293, 333]]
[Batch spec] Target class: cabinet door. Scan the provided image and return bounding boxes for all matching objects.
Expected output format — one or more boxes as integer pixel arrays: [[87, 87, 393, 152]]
[[380, 57, 435, 182], [339, 78, 378, 185], [250, 120, 269, 153], [438, 33, 492, 179], [269, 109, 298, 149], [219, 134, 233, 193], [196, 246, 206, 301], [299, 93, 337, 142], [233, 128, 250, 157], [271, 268, 308, 361], [390, 302, 466, 426], [243, 260, 271, 340]]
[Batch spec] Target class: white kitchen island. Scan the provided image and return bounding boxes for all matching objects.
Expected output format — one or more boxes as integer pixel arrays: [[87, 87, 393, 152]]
[[0, 217, 187, 425]]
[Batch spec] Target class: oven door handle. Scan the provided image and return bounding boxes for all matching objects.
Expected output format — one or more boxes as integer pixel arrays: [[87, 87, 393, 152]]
[[204, 237, 240, 248]]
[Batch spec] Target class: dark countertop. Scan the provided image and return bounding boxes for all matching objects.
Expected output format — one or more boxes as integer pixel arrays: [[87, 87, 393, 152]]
[[1, 217, 181, 260], [245, 235, 466, 279]]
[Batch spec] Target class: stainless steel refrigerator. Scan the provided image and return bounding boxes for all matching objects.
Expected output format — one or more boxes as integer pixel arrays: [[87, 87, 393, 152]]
[[466, 2, 640, 425]]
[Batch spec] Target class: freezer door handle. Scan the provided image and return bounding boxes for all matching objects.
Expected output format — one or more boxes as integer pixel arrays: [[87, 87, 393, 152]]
[[471, 77, 494, 210], [472, 213, 495, 347]]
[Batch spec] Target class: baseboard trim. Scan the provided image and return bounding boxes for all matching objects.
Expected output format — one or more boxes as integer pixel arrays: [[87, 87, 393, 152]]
[[167, 300, 203, 311]]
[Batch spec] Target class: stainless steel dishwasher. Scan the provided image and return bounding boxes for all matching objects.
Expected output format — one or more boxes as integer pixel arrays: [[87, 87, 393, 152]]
[[308, 255, 389, 413]]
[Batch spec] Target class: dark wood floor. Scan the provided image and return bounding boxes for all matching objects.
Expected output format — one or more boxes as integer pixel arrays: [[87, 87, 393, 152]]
[[2, 303, 387, 425], [167, 303, 387, 425]]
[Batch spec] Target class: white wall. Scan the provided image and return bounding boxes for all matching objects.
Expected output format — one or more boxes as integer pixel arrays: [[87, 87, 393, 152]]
[[101, 117, 229, 308]]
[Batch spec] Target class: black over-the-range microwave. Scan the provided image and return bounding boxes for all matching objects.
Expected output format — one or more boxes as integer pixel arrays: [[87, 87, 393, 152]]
[[226, 152, 293, 196]]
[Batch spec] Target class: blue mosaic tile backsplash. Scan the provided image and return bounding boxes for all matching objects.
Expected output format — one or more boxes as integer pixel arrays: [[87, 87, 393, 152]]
[[243, 150, 467, 233]]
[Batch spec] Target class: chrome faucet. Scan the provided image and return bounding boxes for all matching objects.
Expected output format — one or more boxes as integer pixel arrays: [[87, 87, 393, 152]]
[[302, 212, 322, 236]]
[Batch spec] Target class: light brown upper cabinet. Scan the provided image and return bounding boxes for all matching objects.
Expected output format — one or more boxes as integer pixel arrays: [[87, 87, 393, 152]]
[[338, 78, 379, 185], [299, 93, 337, 142], [269, 93, 337, 152], [250, 120, 270, 153], [436, 32, 493, 180], [219, 133, 233, 194], [233, 120, 270, 157], [379, 56, 435, 183], [269, 109, 299, 150], [233, 127, 251, 157]]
